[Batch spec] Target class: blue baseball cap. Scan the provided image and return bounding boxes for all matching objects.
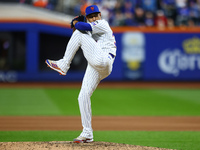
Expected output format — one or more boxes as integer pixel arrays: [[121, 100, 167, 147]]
[[85, 5, 100, 16]]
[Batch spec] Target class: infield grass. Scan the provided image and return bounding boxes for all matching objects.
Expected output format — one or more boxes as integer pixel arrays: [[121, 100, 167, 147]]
[[0, 131, 200, 150]]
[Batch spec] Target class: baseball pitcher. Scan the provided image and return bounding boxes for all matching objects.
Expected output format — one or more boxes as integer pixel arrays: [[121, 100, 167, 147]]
[[45, 5, 116, 143]]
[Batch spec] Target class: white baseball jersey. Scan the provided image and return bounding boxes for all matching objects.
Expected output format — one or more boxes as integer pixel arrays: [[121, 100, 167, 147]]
[[57, 19, 116, 140], [88, 19, 116, 56]]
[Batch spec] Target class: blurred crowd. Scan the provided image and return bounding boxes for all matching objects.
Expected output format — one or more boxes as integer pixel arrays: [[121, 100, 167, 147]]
[[1, 0, 200, 27], [74, 0, 200, 27]]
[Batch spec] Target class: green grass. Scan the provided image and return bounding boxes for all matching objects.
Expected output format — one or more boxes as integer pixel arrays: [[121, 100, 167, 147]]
[[0, 131, 200, 150], [0, 87, 200, 150], [0, 88, 200, 116]]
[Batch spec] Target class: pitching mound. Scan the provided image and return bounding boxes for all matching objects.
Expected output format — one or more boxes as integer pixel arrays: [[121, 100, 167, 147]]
[[0, 141, 173, 150]]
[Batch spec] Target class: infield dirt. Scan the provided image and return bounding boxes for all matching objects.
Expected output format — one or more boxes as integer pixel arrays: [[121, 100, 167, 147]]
[[0, 141, 175, 150]]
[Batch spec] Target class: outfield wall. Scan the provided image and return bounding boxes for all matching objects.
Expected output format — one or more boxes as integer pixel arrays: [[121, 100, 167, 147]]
[[0, 21, 200, 82], [113, 27, 200, 81]]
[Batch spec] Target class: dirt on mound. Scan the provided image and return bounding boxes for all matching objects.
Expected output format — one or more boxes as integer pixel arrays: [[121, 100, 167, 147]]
[[0, 141, 173, 150]]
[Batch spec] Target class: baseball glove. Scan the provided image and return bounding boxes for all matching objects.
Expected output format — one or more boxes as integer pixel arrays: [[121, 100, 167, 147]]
[[70, 15, 86, 28]]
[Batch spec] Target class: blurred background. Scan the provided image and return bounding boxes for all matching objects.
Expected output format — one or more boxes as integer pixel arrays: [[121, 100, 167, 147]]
[[0, 0, 200, 82]]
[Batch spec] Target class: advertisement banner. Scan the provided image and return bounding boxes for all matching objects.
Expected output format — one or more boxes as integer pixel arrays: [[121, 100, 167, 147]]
[[144, 34, 200, 80], [121, 32, 145, 80]]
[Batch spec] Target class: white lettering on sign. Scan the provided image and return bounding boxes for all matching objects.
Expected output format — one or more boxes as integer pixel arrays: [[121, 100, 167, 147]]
[[158, 49, 200, 76], [0, 71, 17, 82]]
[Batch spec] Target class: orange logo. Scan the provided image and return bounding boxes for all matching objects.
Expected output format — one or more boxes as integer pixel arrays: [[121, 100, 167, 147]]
[[91, 7, 94, 11]]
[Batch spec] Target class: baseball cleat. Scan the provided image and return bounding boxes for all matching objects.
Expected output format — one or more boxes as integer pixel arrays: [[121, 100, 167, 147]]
[[73, 136, 93, 143], [45, 59, 66, 76]]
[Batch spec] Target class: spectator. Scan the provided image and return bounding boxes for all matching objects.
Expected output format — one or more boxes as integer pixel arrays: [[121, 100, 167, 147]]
[[46, 0, 57, 10], [111, 10, 125, 26], [122, 0, 136, 26], [124, 12, 137, 26], [188, 1, 200, 25], [188, 18, 196, 27], [74, 0, 91, 15], [142, 0, 157, 12], [80, 0, 90, 15], [124, 0, 134, 14], [175, 0, 187, 8], [176, 6, 190, 26], [99, 5, 110, 21], [113, 1, 124, 13], [167, 17, 175, 28], [144, 11, 155, 26], [132, 0, 143, 8], [134, 7, 145, 26], [32, 0, 48, 8], [160, 0, 177, 21], [109, 1, 125, 26], [154, 10, 168, 27]]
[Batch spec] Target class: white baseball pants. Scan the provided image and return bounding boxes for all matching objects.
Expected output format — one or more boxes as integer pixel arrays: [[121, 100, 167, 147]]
[[58, 30, 115, 139]]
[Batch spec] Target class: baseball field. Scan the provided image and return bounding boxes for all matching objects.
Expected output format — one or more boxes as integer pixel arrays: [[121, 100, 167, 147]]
[[0, 82, 200, 150]]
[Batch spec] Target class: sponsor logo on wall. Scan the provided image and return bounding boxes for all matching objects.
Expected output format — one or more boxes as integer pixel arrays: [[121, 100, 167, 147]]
[[122, 32, 145, 80], [158, 37, 200, 76]]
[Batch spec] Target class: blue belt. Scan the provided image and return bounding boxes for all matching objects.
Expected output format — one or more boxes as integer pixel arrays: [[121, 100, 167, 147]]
[[109, 53, 115, 59]]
